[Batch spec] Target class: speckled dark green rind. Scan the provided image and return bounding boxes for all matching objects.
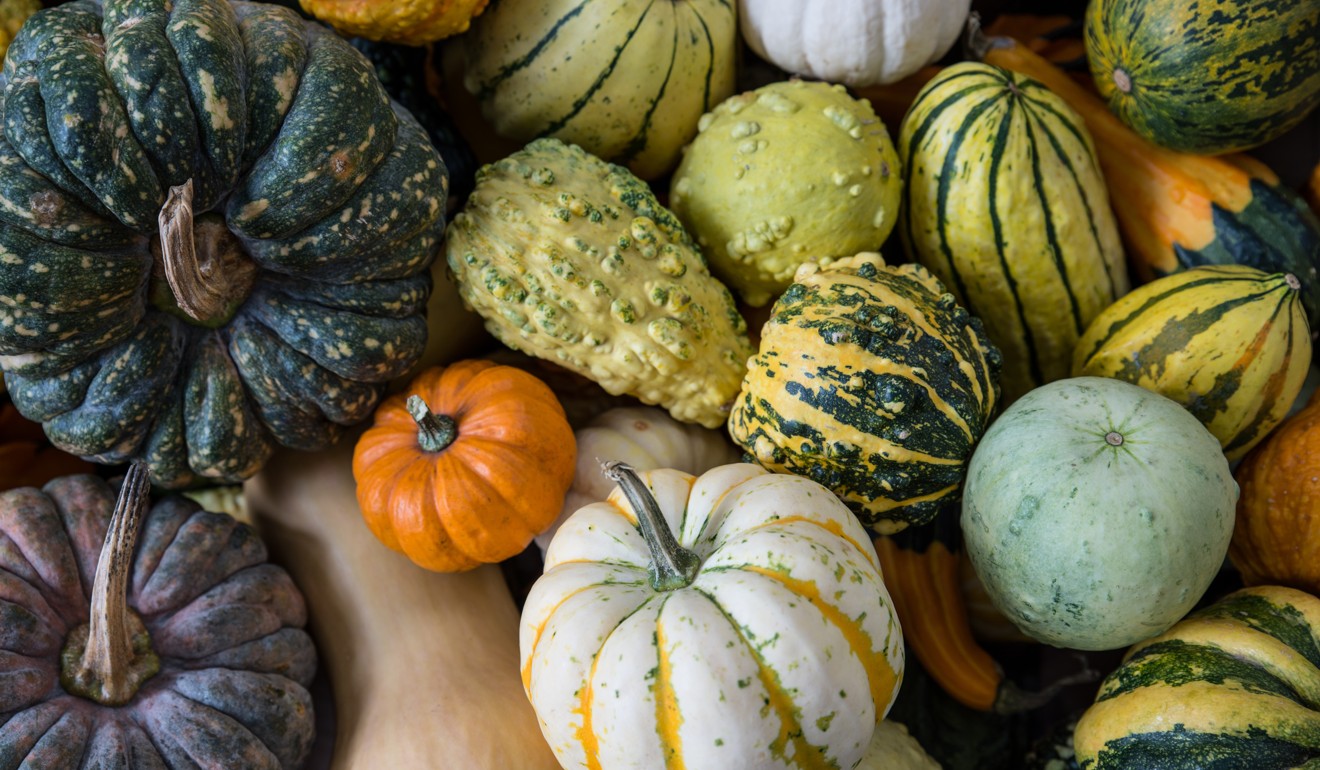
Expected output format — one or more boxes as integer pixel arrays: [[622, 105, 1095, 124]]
[[0, 475, 317, 770], [232, 3, 309, 169], [142, 383, 202, 489], [101, 0, 217, 209], [181, 334, 274, 482], [0, 227, 149, 314], [1085, 729, 1320, 770], [165, 0, 248, 196], [227, 26, 396, 239], [1086, 0, 1320, 154], [258, 273, 431, 318], [0, 299, 146, 377]]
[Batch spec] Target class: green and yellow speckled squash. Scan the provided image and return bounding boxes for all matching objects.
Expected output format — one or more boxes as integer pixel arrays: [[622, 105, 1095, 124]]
[[899, 61, 1128, 405], [0, 0, 448, 488], [1085, 0, 1320, 155], [1075, 585, 1320, 769], [460, 0, 737, 181], [1073, 264, 1311, 461], [728, 252, 1002, 533]]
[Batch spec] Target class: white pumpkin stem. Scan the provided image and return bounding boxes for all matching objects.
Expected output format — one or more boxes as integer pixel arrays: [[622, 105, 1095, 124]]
[[603, 461, 701, 592], [157, 178, 257, 327]]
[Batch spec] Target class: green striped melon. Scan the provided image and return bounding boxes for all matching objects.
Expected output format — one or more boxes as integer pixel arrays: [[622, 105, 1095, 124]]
[[727, 253, 1002, 534], [899, 62, 1129, 405], [1073, 264, 1311, 461], [1086, 0, 1320, 155], [1075, 586, 1320, 769], [460, 0, 737, 181]]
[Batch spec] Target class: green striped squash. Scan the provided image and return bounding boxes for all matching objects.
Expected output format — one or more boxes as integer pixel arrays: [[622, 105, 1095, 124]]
[[1075, 586, 1320, 769], [727, 253, 1002, 534], [899, 62, 1129, 405], [1072, 264, 1311, 461], [460, 0, 737, 181], [1085, 0, 1320, 155]]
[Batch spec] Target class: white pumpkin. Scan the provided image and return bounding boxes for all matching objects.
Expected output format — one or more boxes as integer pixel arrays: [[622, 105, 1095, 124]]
[[523, 463, 905, 770], [855, 721, 941, 770], [738, 0, 973, 87], [534, 406, 742, 553]]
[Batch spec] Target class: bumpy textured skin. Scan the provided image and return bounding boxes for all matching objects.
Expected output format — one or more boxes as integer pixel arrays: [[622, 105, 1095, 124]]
[[670, 80, 903, 307], [0, 0, 448, 488], [1074, 586, 1320, 769], [728, 253, 1001, 533], [1085, 0, 1320, 155], [1072, 265, 1311, 462], [461, 0, 737, 181], [900, 62, 1129, 405], [962, 377, 1237, 651], [0, 474, 317, 769], [445, 138, 754, 429], [301, 0, 489, 45], [524, 465, 904, 770], [854, 721, 940, 770]]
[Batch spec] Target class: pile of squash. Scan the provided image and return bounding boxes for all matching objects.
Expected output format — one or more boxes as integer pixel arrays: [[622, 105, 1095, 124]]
[[0, 0, 1317, 768]]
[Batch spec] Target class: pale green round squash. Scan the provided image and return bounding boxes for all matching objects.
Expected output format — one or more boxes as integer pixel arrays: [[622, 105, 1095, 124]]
[[961, 376, 1237, 651]]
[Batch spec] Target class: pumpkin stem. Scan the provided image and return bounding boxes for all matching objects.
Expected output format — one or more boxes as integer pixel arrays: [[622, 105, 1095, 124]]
[[407, 395, 458, 452], [60, 461, 161, 706], [963, 12, 1011, 62], [155, 178, 258, 328], [603, 461, 702, 592]]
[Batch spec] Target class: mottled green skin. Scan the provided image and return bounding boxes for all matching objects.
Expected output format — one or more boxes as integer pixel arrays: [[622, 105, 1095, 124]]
[[0, 0, 447, 487], [1086, 0, 1320, 154], [0, 476, 318, 770]]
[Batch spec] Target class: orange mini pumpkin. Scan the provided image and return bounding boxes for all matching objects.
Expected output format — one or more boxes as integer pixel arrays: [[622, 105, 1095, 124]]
[[0, 401, 94, 490], [1230, 388, 1320, 595], [353, 360, 576, 572]]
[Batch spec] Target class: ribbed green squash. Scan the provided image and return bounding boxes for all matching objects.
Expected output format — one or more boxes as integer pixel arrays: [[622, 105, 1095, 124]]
[[1075, 586, 1320, 769], [460, 0, 737, 181], [1085, 0, 1320, 155], [0, 0, 447, 488], [1073, 264, 1312, 461], [727, 252, 1002, 534], [899, 62, 1129, 405]]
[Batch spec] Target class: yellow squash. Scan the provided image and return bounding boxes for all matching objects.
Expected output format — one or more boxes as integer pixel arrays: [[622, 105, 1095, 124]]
[[300, 0, 490, 44], [0, 0, 38, 62]]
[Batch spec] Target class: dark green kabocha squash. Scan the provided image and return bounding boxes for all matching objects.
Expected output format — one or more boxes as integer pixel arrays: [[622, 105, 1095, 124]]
[[0, 0, 448, 488]]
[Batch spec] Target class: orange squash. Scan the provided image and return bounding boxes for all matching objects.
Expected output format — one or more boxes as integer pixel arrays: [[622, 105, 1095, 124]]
[[1230, 389, 1320, 595], [1307, 162, 1320, 220], [0, 401, 93, 490], [300, 0, 490, 44], [352, 360, 576, 572]]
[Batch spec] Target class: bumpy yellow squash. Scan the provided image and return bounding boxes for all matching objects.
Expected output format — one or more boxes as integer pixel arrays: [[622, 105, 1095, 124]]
[[300, 0, 490, 44]]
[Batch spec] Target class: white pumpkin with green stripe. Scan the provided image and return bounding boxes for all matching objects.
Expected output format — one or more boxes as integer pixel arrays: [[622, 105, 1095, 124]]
[[899, 61, 1129, 404], [523, 462, 904, 770], [461, 0, 737, 181]]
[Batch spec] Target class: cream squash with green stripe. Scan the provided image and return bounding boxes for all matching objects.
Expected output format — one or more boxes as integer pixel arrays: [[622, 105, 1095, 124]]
[[899, 62, 1128, 405], [727, 253, 1001, 534], [1073, 264, 1311, 461], [523, 462, 904, 770], [1075, 586, 1320, 769]]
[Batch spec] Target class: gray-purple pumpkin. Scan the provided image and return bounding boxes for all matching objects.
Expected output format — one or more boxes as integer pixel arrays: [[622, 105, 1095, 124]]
[[0, 462, 318, 768]]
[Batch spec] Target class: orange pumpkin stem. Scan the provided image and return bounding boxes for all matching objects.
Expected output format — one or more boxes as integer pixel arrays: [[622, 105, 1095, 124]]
[[407, 395, 459, 452], [60, 461, 161, 706], [603, 461, 701, 592]]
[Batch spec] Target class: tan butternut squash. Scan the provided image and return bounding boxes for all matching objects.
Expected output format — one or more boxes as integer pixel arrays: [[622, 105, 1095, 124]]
[[245, 432, 557, 769]]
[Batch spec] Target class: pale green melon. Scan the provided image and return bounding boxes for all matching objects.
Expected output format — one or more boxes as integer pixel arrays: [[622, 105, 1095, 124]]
[[961, 377, 1237, 651]]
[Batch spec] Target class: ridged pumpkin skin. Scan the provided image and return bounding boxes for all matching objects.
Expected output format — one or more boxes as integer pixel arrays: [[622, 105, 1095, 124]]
[[962, 377, 1238, 651], [978, 36, 1320, 331], [0, 1, 448, 488], [0, 474, 318, 768], [1231, 390, 1320, 595], [1074, 586, 1320, 769], [899, 62, 1129, 404], [1085, 0, 1320, 155], [301, 0, 489, 44], [524, 464, 904, 769], [669, 80, 903, 307], [444, 138, 754, 430], [1072, 265, 1312, 461], [461, 0, 737, 181], [728, 253, 1002, 533], [353, 360, 576, 572]]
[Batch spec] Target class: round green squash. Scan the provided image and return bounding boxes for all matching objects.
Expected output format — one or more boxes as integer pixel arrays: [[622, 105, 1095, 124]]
[[1085, 0, 1320, 154], [0, 0, 448, 488], [961, 376, 1237, 651]]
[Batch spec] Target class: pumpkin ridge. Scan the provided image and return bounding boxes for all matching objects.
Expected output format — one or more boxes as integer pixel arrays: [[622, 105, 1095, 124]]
[[469, 2, 589, 101], [652, 597, 687, 770], [613, 12, 679, 166], [570, 594, 661, 770]]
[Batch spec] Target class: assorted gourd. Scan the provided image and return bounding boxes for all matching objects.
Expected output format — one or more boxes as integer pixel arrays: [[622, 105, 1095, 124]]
[[0, 1, 1317, 768]]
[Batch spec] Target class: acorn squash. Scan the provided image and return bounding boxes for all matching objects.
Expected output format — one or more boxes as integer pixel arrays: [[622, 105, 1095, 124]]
[[0, 1, 449, 488]]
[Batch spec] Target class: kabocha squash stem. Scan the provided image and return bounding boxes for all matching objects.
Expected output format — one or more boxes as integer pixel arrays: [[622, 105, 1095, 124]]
[[603, 461, 701, 592], [61, 461, 160, 706], [155, 178, 258, 328], [406, 394, 458, 452]]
